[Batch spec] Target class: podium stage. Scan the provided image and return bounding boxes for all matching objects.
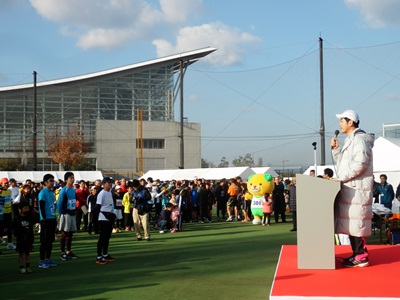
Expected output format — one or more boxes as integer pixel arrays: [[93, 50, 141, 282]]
[[270, 245, 400, 299]]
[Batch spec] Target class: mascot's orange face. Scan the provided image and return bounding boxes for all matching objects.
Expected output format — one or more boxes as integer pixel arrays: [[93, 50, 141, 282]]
[[247, 174, 274, 197]]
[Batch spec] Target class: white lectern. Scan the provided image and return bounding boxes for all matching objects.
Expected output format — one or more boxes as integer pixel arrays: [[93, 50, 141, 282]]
[[296, 174, 340, 269]]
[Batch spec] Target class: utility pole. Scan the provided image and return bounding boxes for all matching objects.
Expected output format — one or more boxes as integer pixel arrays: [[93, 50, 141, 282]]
[[33, 71, 38, 171], [179, 60, 184, 169], [319, 37, 326, 165]]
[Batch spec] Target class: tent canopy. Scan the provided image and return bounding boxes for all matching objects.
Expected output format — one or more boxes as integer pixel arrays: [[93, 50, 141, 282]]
[[373, 137, 400, 186], [251, 167, 279, 178], [0, 171, 103, 183], [142, 167, 256, 181], [373, 137, 400, 172]]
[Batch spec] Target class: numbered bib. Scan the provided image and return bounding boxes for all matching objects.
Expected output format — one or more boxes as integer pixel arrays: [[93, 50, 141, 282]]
[[50, 203, 56, 216], [67, 198, 76, 210]]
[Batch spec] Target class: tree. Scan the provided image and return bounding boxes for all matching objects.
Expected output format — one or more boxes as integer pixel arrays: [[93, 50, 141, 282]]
[[232, 153, 254, 167], [11, 141, 29, 170], [0, 159, 20, 171], [45, 126, 91, 171], [201, 158, 215, 168], [70, 158, 95, 171], [256, 157, 263, 167], [217, 157, 229, 168]]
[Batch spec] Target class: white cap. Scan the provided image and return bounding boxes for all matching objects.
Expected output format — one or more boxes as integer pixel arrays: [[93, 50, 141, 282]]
[[336, 110, 359, 123], [115, 185, 121, 190]]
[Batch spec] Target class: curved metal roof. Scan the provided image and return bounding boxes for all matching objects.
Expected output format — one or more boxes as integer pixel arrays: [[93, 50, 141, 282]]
[[0, 47, 217, 92]]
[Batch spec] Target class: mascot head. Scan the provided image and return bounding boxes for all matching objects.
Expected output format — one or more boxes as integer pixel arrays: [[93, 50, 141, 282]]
[[247, 173, 274, 197]]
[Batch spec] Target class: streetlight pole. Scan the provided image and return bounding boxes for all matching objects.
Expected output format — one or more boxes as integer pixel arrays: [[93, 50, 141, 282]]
[[312, 142, 317, 176], [319, 37, 326, 165]]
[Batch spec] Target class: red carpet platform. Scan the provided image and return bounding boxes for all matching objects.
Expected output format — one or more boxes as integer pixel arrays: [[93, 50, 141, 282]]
[[270, 245, 400, 299]]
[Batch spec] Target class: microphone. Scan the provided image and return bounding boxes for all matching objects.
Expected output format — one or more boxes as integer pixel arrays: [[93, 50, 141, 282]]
[[331, 130, 339, 149], [334, 130, 339, 138]]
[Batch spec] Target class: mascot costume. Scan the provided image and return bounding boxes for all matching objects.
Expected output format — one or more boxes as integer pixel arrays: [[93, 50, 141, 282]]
[[247, 174, 274, 225]]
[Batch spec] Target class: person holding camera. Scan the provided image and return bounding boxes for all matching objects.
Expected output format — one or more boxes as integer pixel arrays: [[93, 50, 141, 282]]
[[132, 179, 152, 241]]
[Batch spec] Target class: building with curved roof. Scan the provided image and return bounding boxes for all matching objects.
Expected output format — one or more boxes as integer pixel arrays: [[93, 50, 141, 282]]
[[0, 47, 216, 176]]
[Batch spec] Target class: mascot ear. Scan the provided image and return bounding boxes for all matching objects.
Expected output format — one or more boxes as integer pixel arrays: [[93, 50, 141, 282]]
[[264, 174, 273, 182], [248, 174, 255, 181]]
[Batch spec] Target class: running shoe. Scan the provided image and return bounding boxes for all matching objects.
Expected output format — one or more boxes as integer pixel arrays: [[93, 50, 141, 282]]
[[342, 254, 355, 264], [342, 256, 369, 268], [7, 243, 16, 250], [96, 257, 108, 265], [38, 261, 50, 269], [67, 252, 79, 259], [103, 255, 116, 262], [46, 259, 59, 267]]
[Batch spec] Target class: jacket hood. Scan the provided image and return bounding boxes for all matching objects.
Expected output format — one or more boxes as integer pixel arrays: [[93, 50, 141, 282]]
[[353, 128, 375, 148]]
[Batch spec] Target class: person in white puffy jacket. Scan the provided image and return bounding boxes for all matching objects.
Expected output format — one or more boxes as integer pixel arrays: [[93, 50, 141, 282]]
[[331, 109, 374, 268]]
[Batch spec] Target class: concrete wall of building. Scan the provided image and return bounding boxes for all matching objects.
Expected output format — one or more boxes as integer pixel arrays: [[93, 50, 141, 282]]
[[93, 120, 201, 173]]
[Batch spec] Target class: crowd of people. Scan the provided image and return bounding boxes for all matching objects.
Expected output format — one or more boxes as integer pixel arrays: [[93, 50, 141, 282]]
[[2, 166, 400, 273], [0, 172, 301, 273]]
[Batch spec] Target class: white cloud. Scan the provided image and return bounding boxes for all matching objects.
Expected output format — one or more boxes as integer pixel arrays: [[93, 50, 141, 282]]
[[345, 0, 400, 28], [153, 22, 261, 67], [29, 0, 204, 50], [29, 0, 261, 66], [30, 0, 160, 28], [77, 28, 135, 50], [159, 0, 203, 24], [30, 0, 164, 49]]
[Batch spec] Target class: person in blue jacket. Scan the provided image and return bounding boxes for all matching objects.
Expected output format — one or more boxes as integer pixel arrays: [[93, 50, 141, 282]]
[[378, 174, 395, 209]]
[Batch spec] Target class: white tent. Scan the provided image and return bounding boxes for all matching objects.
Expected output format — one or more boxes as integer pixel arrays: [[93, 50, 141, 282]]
[[142, 167, 255, 181], [302, 137, 400, 186], [251, 167, 279, 178], [0, 171, 103, 183], [373, 137, 400, 187]]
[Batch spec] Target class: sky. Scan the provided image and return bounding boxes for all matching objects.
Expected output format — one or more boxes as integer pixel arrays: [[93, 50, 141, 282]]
[[1, 0, 400, 170]]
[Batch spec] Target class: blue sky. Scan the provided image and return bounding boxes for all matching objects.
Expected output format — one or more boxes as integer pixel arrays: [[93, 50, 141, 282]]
[[1, 0, 400, 169]]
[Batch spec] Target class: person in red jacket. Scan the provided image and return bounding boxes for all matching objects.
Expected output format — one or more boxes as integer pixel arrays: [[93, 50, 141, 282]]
[[75, 180, 90, 232], [119, 178, 128, 194]]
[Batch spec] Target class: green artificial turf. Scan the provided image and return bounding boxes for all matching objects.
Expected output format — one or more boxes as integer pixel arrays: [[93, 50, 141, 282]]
[[0, 217, 382, 300]]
